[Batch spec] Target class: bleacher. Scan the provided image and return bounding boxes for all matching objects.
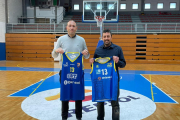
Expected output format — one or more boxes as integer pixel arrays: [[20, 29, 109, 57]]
[[6, 12, 180, 33], [119, 14, 132, 22], [6, 34, 180, 64], [71, 15, 82, 22], [139, 13, 180, 23]]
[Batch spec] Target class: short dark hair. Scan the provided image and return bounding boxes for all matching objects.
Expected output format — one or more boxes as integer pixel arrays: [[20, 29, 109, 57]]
[[103, 29, 112, 37]]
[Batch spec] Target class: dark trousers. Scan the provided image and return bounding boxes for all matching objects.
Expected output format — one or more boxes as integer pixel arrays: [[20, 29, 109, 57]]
[[97, 83, 120, 120], [59, 70, 82, 119], [61, 100, 82, 119]]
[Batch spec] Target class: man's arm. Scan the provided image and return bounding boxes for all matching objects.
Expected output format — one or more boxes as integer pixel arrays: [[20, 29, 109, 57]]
[[116, 47, 126, 68], [52, 38, 61, 58], [82, 39, 90, 59], [89, 49, 98, 65]]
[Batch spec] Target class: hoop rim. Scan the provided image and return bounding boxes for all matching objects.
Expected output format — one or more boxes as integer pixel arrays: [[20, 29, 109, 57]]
[[95, 16, 105, 21]]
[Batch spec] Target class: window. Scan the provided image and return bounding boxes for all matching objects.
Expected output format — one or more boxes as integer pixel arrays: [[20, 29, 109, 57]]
[[120, 4, 126, 9], [132, 4, 138, 9], [170, 3, 176, 9], [85, 4, 91, 10], [157, 3, 163, 9], [108, 4, 114, 9], [145, 3, 151, 9], [74, 4, 79, 10], [97, 4, 102, 9]]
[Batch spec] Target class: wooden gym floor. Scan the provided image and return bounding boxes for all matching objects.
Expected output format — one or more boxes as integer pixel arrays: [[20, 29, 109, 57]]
[[0, 61, 180, 120]]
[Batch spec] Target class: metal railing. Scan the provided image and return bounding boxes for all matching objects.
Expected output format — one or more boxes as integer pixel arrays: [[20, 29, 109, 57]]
[[17, 10, 65, 24], [6, 23, 180, 33]]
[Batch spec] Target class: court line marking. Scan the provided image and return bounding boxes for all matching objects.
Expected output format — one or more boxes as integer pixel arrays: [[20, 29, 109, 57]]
[[7, 73, 58, 97], [17, 64, 53, 71], [149, 74, 154, 101], [141, 74, 178, 104], [1, 67, 180, 76], [8, 80, 43, 97], [2, 66, 180, 72], [29, 72, 52, 96], [8, 72, 179, 104]]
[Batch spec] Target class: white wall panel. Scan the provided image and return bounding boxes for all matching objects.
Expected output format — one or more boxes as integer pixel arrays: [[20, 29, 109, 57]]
[[8, 0, 22, 23], [0, 22, 5, 42], [0, 0, 5, 42], [0, 0, 5, 22], [27, 6, 64, 23]]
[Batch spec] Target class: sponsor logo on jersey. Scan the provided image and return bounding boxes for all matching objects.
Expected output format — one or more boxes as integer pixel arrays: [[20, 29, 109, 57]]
[[63, 62, 68, 67], [67, 73, 77, 79], [96, 69, 101, 74], [64, 80, 80, 85], [74, 81, 80, 84], [98, 77, 101, 80], [77, 63, 80, 68], [70, 55, 76, 59], [107, 63, 112, 67], [64, 80, 68, 85], [102, 76, 112, 79], [96, 65, 99, 68]]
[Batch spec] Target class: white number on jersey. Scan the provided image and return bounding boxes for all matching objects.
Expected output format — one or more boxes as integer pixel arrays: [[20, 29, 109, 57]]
[[101, 69, 108, 75]]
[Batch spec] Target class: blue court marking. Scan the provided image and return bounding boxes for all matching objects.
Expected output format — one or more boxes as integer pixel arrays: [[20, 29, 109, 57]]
[[120, 74, 177, 103], [9, 71, 177, 103], [9, 73, 60, 97], [84, 73, 176, 103]]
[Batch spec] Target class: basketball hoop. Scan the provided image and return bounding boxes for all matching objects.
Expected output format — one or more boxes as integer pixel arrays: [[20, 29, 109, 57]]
[[95, 16, 104, 27]]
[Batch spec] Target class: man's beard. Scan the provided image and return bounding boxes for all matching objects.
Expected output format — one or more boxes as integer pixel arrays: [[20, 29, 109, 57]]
[[104, 40, 110, 46]]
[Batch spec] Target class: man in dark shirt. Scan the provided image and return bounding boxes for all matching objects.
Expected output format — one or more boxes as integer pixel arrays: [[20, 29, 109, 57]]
[[89, 29, 126, 120]]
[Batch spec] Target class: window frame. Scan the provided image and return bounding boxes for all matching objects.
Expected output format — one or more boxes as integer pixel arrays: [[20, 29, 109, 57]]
[[120, 3, 126, 10], [108, 3, 115, 10], [170, 2, 176, 9], [132, 3, 139, 10], [145, 3, 151, 9], [157, 3, 163, 9], [85, 4, 91, 10], [74, 4, 80, 10], [97, 3, 102, 10]]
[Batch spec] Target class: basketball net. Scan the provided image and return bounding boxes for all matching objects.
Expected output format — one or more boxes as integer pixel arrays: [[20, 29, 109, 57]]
[[95, 16, 104, 27], [95, 16, 104, 40]]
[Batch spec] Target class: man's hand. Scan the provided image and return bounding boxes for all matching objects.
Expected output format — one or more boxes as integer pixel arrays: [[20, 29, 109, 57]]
[[82, 49, 89, 56], [89, 58, 94, 64], [55, 48, 64, 54], [113, 56, 119, 63]]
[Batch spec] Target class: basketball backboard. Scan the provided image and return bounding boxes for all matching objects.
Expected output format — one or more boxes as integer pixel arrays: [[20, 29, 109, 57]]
[[82, 0, 119, 23]]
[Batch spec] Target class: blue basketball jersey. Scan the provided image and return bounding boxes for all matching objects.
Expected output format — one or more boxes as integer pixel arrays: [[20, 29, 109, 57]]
[[60, 52, 84, 101], [90, 57, 118, 102]]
